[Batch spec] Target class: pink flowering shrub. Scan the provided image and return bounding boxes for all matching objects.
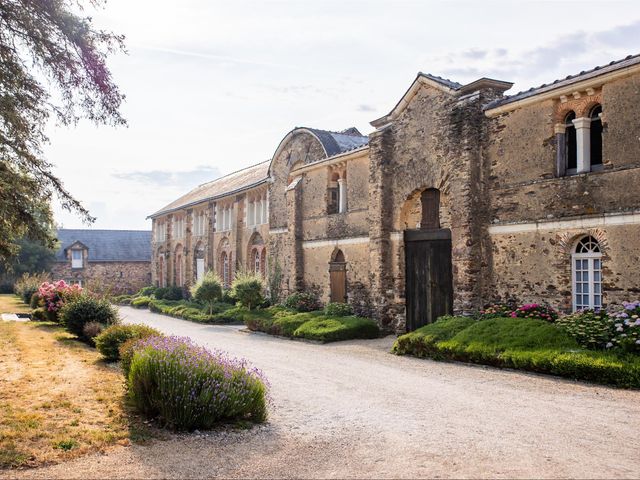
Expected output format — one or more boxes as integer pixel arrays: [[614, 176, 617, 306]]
[[478, 302, 558, 322], [510, 303, 558, 322], [38, 280, 83, 321]]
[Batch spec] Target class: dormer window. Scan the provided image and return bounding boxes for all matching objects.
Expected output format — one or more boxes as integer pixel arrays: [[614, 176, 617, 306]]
[[71, 249, 83, 269]]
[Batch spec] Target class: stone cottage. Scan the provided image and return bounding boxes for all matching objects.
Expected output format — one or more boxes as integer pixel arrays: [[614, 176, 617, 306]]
[[52, 229, 152, 294], [150, 54, 640, 332]]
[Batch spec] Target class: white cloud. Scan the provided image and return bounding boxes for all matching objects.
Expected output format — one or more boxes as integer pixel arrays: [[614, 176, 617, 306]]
[[47, 0, 640, 230]]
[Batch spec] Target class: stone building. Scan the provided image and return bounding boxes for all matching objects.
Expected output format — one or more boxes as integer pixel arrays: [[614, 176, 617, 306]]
[[151, 54, 640, 332], [52, 229, 151, 294]]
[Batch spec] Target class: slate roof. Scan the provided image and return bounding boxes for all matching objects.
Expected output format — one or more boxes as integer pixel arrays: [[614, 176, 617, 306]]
[[149, 160, 270, 218], [419, 73, 462, 90], [55, 229, 152, 262], [302, 127, 369, 157], [487, 53, 640, 109]]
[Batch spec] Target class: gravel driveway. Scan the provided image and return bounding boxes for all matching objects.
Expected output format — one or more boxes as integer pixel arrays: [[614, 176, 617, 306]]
[[8, 306, 640, 479]]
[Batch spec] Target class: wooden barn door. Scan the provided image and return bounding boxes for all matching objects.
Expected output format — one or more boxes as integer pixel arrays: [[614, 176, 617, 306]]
[[329, 262, 347, 303], [404, 229, 453, 331]]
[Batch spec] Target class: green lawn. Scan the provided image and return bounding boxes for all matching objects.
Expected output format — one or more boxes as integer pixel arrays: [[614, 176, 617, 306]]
[[0, 294, 31, 314], [393, 316, 640, 388]]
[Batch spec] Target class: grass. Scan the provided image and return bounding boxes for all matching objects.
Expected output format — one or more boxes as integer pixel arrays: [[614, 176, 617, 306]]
[[393, 316, 640, 388], [244, 307, 380, 343], [0, 320, 158, 469], [0, 294, 31, 314]]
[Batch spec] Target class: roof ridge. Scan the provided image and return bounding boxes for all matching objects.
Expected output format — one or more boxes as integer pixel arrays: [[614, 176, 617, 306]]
[[488, 53, 640, 109], [195, 159, 270, 189], [301, 126, 368, 138]]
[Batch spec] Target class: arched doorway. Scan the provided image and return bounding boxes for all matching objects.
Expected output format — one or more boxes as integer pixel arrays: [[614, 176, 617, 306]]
[[329, 249, 347, 303], [403, 187, 453, 331]]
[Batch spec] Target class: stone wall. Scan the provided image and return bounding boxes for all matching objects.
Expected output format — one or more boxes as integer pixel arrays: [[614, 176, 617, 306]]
[[51, 261, 151, 294]]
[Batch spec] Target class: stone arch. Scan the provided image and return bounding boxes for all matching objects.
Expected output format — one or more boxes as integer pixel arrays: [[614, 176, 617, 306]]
[[398, 186, 449, 231], [247, 232, 266, 277], [556, 229, 609, 256], [330, 247, 346, 263], [217, 237, 233, 287]]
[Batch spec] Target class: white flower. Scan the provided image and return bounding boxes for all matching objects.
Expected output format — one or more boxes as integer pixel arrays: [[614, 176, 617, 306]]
[[606, 342, 613, 348]]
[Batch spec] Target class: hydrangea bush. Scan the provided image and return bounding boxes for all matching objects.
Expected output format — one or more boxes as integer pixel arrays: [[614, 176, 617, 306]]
[[610, 301, 640, 354], [555, 309, 614, 350], [477, 302, 557, 322], [126, 336, 269, 430], [38, 280, 83, 321]]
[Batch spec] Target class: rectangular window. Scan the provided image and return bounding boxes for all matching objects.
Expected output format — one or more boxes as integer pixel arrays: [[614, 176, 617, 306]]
[[71, 250, 83, 268]]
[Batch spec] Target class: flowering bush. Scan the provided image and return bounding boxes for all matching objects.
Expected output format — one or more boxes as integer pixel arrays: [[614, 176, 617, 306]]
[[126, 336, 269, 430], [609, 301, 640, 354], [477, 302, 557, 322], [555, 309, 615, 350], [283, 292, 322, 312], [37, 280, 82, 321], [510, 304, 558, 322], [477, 303, 515, 319]]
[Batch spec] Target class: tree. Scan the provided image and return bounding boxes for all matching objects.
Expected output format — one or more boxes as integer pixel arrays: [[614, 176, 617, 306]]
[[0, 0, 126, 263], [191, 272, 223, 315], [231, 271, 264, 311], [0, 235, 57, 285]]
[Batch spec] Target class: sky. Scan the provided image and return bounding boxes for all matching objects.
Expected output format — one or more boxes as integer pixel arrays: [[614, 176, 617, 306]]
[[47, 0, 640, 230]]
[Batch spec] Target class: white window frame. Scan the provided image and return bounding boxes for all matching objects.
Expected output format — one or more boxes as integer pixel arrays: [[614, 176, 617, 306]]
[[571, 240, 603, 311], [71, 250, 83, 268]]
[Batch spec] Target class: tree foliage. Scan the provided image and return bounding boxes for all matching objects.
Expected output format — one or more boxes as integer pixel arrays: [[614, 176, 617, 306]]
[[190, 271, 223, 315], [0, 235, 57, 284], [0, 0, 126, 262]]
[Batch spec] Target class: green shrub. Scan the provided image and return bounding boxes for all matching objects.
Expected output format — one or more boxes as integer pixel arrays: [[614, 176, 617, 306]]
[[283, 292, 321, 312], [154, 286, 183, 301], [393, 316, 640, 388], [190, 272, 223, 314], [14, 272, 49, 305], [392, 316, 477, 357], [324, 302, 353, 317], [31, 307, 47, 322], [220, 289, 236, 304], [293, 316, 379, 342], [137, 286, 156, 297], [82, 321, 105, 347], [95, 323, 163, 361], [272, 313, 316, 336], [131, 296, 152, 308], [59, 296, 119, 341], [127, 336, 269, 430], [231, 272, 264, 310], [29, 292, 41, 309], [119, 338, 140, 377], [112, 294, 133, 305]]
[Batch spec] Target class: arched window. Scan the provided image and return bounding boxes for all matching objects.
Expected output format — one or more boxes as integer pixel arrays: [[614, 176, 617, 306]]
[[565, 111, 577, 172], [572, 236, 602, 311], [590, 105, 603, 168]]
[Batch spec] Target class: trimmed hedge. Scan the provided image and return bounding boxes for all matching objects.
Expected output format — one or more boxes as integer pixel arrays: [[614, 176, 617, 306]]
[[393, 316, 640, 388], [293, 316, 380, 342], [95, 323, 163, 361], [245, 308, 379, 343], [131, 296, 152, 308]]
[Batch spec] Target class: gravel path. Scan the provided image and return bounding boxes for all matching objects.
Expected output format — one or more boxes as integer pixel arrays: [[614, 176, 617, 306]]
[[6, 306, 640, 479]]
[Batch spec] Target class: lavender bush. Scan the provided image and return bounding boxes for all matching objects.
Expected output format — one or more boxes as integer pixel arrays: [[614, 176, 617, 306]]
[[127, 336, 269, 430]]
